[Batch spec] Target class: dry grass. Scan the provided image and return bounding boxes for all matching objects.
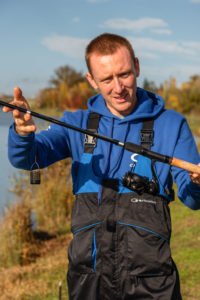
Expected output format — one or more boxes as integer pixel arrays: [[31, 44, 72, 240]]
[[0, 233, 72, 300], [0, 158, 74, 299], [33, 160, 74, 235], [0, 198, 39, 268]]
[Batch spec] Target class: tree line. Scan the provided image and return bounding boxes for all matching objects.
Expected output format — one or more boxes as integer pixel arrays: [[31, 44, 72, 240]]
[[143, 75, 200, 114], [1, 65, 199, 114]]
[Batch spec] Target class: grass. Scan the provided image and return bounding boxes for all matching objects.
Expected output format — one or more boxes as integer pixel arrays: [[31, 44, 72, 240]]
[[185, 113, 200, 137], [170, 196, 200, 299]]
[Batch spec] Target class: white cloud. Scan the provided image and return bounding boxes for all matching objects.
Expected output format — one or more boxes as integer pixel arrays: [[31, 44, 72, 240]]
[[41, 34, 200, 67], [189, 0, 200, 3], [150, 28, 172, 35], [101, 17, 169, 32], [41, 35, 89, 58], [128, 37, 195, 56], [139, 52, 159, 59], [182, 41, 200, 50]]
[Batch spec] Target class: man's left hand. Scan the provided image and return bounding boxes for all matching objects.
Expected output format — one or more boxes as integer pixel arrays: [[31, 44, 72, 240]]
[[189, 163, 200, 185]]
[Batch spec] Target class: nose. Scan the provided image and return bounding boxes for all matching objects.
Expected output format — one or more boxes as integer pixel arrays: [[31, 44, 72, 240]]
[[113, 78, 124, 93]]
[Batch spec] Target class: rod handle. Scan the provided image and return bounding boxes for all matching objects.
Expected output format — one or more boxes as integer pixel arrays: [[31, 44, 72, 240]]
[[170, 158, 200, 175]]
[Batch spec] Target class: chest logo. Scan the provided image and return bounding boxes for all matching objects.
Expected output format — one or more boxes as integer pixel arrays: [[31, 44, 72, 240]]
[[130, 153, 138, 168]]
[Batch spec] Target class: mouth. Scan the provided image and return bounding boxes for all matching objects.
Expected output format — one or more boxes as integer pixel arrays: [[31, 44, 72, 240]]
[[114, 92, 129, 103]]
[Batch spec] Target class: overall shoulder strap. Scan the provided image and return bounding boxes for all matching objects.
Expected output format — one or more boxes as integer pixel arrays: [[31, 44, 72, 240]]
[[140, 118, 175, 201], [140, 119, 154, 150], [84, 112, 101, 153]]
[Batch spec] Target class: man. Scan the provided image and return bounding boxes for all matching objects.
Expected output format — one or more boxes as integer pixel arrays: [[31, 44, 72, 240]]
[[3, 33, 200, 300]]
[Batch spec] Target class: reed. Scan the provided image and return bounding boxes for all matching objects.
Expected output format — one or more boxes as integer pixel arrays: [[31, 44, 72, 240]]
[[0, 198, 39, 267], [32, 159, 74, 235], [0, 158, 74, 268]]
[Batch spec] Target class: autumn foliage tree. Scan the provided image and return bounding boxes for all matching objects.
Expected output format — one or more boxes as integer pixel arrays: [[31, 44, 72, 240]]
[[36, 65, 96, 110], [179, 75, 200, 114], [162, 75, 200, 114]]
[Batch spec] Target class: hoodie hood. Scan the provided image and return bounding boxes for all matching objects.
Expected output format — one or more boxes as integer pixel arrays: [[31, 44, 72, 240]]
[[87, 87, 164, 122]]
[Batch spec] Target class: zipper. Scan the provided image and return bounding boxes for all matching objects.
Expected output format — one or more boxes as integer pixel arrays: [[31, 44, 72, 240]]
[[92, 229, 97, 272], [72, 222, 101, 273]]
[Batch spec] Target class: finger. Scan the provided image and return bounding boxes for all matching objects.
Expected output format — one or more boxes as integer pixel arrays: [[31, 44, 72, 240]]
[[191, 177, 200, 185], [14, 86, 24, 102], [15, 117, 27, 127], [189, 172, 199, 179], [14, 114, 32, 125], [15, 114, 34, 127], [13, 109, 21, 118], [23, 124, 36, 132], [3, 104, 25, 114], [2, 106, 11, 113], [24, 112, 32, 122], [13, 111, 31, 121], [189, 163, 200, 178], [17, 124, 37, 133]]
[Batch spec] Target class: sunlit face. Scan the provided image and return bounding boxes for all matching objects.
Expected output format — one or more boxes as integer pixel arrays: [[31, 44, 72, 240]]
[[86, 46, 140, 117]]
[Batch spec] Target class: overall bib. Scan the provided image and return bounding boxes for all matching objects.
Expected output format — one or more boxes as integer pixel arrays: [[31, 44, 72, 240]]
[[67, 114, 182, 300]]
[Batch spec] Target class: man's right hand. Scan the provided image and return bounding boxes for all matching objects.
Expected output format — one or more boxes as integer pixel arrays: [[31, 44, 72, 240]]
[[2, 86, 36, 135]]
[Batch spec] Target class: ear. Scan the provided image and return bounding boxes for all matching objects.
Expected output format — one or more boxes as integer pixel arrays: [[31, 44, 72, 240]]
[[135, 58, 140, 78], [86, 72, 98, 90]]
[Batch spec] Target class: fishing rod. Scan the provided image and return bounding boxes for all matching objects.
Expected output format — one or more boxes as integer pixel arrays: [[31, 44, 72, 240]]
[[1, 99, 200, 175]]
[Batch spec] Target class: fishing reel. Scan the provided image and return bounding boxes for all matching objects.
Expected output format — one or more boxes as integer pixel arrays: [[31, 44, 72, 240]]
[[122, 172, 159, 195], [122, 160, 160, 195]]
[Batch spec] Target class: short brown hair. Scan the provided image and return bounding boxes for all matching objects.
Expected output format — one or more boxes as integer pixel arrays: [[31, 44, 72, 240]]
[[85, 33, 136, 73]]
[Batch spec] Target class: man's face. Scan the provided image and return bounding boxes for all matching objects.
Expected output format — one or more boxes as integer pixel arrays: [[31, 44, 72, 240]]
[[86, 46, 140, 117]]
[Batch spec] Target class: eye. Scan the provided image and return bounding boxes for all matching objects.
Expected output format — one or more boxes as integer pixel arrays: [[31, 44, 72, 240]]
[[102, 78, 112, 84], [120, 72, 131, 78]]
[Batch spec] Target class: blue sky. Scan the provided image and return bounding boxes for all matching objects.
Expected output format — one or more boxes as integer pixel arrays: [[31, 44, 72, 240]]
[[0, 0, 200, 97]]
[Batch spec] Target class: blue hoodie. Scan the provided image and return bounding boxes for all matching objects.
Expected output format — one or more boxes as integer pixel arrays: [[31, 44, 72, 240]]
[[8, 88, 200, 209]]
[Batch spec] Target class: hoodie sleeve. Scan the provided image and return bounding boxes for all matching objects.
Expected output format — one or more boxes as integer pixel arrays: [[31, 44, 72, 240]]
[[171, 119, 200, 210], [8, 119, 71, 170]]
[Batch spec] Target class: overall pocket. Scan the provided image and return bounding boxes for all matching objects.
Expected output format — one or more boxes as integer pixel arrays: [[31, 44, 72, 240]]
[[117, 194, 173, 277], [118, 222, 173, 277], [68, 222, 101, 273]]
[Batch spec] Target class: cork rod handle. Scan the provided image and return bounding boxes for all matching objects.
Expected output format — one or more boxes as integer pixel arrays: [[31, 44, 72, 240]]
[[170, 158, 200, 175]]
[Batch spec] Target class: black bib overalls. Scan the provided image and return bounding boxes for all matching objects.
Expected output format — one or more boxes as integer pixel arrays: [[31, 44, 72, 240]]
[[67, 114, 182, 300]]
